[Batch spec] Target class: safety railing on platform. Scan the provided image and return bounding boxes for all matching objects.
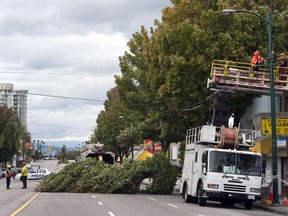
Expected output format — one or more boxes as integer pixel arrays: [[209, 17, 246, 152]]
[[186, 125, 222, 145], [209, 60, 288, 94], [186, 125, 256, 148]]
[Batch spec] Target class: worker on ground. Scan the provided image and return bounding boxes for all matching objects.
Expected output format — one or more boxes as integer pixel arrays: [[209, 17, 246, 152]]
[[6, 165, 13, 189], [279, 53, 287, 84], [20, 162, 28, 189], [251, 51, 265, 76]]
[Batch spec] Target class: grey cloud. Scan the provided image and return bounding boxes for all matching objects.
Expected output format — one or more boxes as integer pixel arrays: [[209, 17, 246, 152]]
[[0, 0, 172, 146], [0, 0, 171, 36]]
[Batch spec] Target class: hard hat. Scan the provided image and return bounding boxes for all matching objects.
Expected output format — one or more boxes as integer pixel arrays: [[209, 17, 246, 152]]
[[7, 165, 11, 168], [280, 53, 285, 56], [254, 51, 260, 55]]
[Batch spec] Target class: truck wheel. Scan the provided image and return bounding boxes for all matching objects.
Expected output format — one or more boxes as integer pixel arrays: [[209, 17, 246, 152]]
[[183, 184, 192, 203], [244, 200, 253, 210], [197, 183, 206, 206]]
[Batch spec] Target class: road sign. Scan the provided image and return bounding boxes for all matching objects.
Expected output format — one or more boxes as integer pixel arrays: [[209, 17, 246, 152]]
[[261, 118, 288, 135]]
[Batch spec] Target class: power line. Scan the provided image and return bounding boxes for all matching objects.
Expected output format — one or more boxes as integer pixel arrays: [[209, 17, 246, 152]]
[[181, 85, 239, 111], [0, 66, 120, 75], [28, 122, 93, 131], [27, 92, 105, 102]]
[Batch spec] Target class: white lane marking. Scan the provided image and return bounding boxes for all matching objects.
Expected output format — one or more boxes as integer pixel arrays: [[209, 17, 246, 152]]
[[92, 195, 96, 198], [98, 201, 103, 206], [108, 212, 115, 216], [149, 197, 156, 201], [167, 203, 178, 208]]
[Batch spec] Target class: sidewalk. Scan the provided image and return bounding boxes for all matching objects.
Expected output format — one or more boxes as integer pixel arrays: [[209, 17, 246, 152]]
[[254, 196, 288, 215], [174, 179, 288, 215]]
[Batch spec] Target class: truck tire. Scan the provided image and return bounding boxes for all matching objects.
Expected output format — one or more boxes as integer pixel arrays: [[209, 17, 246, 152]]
[[183, 184, 192, 203], [197, 183, 206, 206], [244, 200, 253, 210]]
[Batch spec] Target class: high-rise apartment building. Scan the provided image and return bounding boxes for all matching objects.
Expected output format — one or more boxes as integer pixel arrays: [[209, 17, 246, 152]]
[[0, 83, 28, 125]]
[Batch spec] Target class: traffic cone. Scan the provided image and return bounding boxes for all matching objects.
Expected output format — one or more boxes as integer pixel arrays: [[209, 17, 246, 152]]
[[283, 195, 287, 206]]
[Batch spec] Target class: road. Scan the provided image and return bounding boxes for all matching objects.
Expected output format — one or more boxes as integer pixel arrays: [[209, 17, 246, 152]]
[[0, 160, 282, 216]]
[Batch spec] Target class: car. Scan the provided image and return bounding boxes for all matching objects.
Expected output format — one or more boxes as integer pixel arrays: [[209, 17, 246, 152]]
[[15, 168, 54, 180], [1, 168, 7, 177], [12, 167, 22, 179]]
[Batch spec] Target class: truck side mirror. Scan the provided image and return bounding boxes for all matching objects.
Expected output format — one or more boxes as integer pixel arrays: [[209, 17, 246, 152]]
[[262, 160, 266, 174], [202, 151, 208, 163], [202, 163, 207, 174]]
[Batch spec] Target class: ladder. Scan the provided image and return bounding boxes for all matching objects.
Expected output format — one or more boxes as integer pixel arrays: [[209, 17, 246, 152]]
[[208, 60, 288, 95]]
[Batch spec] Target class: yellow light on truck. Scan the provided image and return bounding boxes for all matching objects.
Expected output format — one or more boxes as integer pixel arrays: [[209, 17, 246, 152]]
[[207, 184, 219, 189], [250, 188, 261, 193]]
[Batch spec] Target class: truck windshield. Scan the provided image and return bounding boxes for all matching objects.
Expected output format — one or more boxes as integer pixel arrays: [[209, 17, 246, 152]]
[[209, 151, 261, 177]]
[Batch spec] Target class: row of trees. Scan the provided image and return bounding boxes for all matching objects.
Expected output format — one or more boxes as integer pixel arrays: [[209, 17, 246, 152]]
[[0, 105, 31, 163], [92, 0, 288, 161]]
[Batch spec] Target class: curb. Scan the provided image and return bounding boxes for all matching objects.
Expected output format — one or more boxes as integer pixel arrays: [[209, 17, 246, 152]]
[[254, 203, 288, 215]]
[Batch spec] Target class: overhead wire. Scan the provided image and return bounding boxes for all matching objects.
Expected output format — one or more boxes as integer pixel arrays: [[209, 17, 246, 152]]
[[27, 92, 105, 102], [0, 66, 120, 74], [28, 122, 93, 131], [181, 85, 239, 112]]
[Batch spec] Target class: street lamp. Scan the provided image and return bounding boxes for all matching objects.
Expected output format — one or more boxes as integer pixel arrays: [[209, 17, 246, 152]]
[[222, 9, 279, 204]]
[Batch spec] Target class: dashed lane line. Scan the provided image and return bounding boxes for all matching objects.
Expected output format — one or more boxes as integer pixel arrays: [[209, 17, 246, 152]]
[[149, 197, 156, 201], [10, 192, 41, 216], [167, 203, 178, 208], [108, 212, 115, 216], [98, 201, 103, 206]]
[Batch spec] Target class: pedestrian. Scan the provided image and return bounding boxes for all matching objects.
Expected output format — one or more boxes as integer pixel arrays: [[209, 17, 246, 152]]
[[251, 51, 265, 77], [279, 53, 287, 84], [20, 162, 28, 189], [6, 165, 13, 189]]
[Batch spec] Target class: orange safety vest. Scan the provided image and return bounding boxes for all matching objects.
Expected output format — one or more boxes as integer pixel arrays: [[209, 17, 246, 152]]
[[6, 169, 12, 178], [251, 55, 264, 65]]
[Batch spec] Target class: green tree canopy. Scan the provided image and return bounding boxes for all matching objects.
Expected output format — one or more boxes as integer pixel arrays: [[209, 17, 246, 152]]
[[93, 0, 288, 155], [0, 106, 22, 162]]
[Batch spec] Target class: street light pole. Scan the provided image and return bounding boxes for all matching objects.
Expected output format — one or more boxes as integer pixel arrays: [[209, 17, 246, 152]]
[[222, 9, 279, 204]]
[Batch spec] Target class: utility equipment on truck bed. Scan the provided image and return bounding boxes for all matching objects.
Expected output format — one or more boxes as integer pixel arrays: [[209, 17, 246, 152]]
[[180, 125, 262, 210]]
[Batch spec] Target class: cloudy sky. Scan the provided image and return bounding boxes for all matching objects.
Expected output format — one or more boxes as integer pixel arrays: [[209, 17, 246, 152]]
[[0, 0, 172, 148]]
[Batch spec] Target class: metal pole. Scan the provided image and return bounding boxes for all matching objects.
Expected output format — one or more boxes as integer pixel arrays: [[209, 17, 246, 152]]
[[222, 8, 279, 204], [267, 11, 279, 204]]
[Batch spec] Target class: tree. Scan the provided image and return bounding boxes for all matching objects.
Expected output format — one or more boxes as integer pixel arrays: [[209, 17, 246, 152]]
[[94, 0, 288, 157], [67, 149, 81, 160], [93, 87, 135, 162], [0, 106, 22, 162], [60, 145, 68, 163]]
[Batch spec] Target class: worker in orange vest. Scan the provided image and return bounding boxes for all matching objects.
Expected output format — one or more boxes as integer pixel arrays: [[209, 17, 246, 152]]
[[251, 51, 265, 77], [279, 53, 287, 85], [6, 165, 13, 189]]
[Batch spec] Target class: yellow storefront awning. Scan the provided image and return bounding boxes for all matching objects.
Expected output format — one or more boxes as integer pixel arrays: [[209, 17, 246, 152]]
[[249, 135, 272, 155], [137, 150, 153, 160]]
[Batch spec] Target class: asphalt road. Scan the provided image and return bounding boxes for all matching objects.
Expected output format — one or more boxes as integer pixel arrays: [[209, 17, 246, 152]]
[[0, 160, 282, 216], [14, 193, 283, 216]]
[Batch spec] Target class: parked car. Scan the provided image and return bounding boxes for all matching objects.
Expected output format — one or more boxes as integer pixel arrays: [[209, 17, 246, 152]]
[[12, 167, 22, 179], [26, 163, 31, 169], [15, 168, 53, 180], [1, 168, 7, 177]]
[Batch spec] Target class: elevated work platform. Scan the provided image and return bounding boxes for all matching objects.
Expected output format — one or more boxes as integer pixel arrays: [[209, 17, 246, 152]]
[[186, 125, 255, 150], [208, 60, 288, 96]]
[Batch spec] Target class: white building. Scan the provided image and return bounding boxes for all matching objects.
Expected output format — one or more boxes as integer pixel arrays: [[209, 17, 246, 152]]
[[0, 83, 28, 125], [242, 95, 288, 196]]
